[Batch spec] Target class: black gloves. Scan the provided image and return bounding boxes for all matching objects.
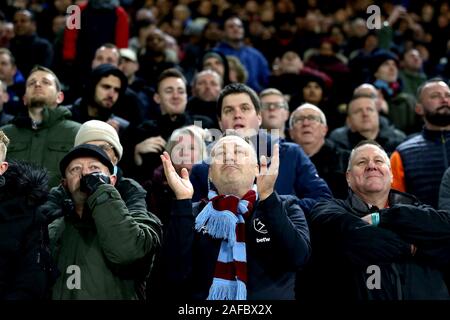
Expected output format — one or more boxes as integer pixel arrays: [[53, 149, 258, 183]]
[[80, 172, 111, 196]]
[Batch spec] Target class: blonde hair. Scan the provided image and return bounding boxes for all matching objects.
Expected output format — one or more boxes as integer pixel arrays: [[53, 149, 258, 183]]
[[0, 130, 10, 161], [227, 55, 248, 83], [165, 125, 208, 161]]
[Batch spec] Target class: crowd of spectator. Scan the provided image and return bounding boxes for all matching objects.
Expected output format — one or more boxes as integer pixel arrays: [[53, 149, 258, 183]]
[[1, 0, 450, 302]]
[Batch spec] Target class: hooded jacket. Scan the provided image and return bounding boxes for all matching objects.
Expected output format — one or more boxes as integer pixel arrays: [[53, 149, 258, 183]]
[[1, 107, 81, 188], [69, 65, 142, 127], [0, 161, 50, 299]]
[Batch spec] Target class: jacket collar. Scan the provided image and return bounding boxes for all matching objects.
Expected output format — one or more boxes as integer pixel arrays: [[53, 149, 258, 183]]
[[346, 188, 420, 217], [12, 106, 72, 129], [422, 126, 450, 141]]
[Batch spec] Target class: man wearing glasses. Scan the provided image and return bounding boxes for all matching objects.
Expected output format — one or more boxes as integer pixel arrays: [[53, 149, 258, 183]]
[[259, 88, 290, 139], [289, 103, 349, 199]]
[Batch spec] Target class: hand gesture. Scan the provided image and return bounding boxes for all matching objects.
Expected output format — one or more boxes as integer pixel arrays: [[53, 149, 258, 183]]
[[257, 144, 279, 201], [161, 151, 193, 200], [80, 172, 111, 196], [134, 136, 167, 166], [106, 119, 120, 133]]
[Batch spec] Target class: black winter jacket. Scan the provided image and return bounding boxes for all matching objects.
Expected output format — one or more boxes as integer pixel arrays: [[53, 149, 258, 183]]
[[162, 192, 311, 300], [298, 190, 450, 300], [0, 161, 50, 299]]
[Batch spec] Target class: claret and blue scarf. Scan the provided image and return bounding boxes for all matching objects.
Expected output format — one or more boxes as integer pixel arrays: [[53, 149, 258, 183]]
[[194, 185, 258, 300]]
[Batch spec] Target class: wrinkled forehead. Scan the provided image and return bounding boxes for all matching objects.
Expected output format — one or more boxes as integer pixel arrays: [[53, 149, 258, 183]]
[[422, 81, 450, 95], [27, 71, 56, 85], [67, 156, 103, 168], [351, 144, 389, 163], [211, 136, 256, 159]]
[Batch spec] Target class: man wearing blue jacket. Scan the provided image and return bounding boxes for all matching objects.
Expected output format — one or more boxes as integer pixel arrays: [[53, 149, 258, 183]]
[[190, 83, 332, 214]]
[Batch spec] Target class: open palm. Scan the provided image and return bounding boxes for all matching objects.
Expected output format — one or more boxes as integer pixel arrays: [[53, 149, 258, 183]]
[[160, 151, 194, 200], [257, 144, 279, 201]]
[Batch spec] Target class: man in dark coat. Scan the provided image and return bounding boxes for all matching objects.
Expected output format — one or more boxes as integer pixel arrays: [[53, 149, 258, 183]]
[[10, 10, 53, 77], [298, 140, 450, 300], [160, 133, 310, 300], [0, 130, 52, 299], [329, 94, 406, 155]]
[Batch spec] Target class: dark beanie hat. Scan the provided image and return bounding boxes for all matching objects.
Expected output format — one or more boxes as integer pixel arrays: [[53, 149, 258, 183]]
[[299, 73, 327, 92], [202, 51, 225, 65], [60, 144, 114, 176], [370, 50, 399, 74]]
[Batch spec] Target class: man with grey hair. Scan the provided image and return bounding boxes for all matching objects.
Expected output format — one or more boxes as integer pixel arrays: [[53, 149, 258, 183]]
[[289, 103, 349, 199], [298, 140, 450, 301], [186, 69, 223, 129], [259, 88, 290, 139]]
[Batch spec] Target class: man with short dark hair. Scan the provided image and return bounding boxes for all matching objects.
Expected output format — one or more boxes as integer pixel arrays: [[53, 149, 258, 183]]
[[190, 83, 332, 213], [124, 68, 211, 182], [10, 10, 53, 77], [1, 66, 80, 188], [399, 48, 427, 96], [299, 140, 450, 300], [215, 16, 270, 92]]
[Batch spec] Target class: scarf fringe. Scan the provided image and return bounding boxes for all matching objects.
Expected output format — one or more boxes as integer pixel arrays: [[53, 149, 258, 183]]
[[195, 203, 238, 245], [207, 278, 247, 300]]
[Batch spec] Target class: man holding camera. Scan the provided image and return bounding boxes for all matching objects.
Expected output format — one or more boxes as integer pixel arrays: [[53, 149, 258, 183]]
[[48, 144, 162, 299]]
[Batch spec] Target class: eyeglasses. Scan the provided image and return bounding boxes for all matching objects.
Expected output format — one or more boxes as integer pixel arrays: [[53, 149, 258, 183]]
[[98, 143, 114, 152], [261, 102, 288, 110], [292, 115, 322, 124]]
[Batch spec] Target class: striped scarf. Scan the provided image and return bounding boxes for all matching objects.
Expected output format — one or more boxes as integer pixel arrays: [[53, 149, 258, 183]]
[[195, 186, 258, 300]]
